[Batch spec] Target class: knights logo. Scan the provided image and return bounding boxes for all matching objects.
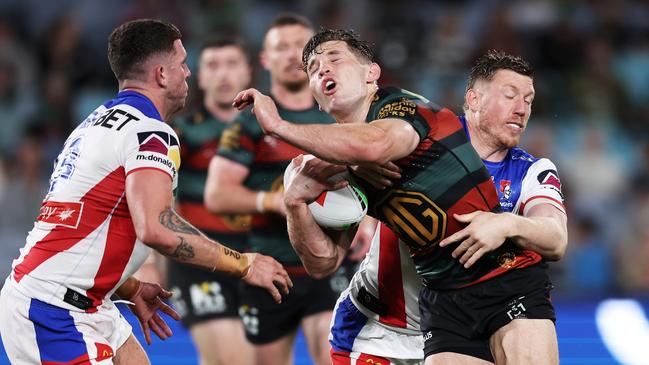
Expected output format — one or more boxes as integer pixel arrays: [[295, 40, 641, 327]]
[[499, 180, 512, 200]]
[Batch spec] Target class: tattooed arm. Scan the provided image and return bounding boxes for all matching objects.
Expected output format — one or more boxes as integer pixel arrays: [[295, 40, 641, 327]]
[[125, 169, 292, 302]]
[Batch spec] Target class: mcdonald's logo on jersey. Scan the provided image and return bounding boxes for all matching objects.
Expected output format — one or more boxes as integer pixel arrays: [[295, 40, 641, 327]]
[[137, 131, 181, 170]]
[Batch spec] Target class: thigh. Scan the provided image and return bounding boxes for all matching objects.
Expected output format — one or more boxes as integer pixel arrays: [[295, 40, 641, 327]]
[[425, 352, 493, 365], [301, 311, 333, 365], [114, 334, 150, 365], [167, 261, 242, 328], [190, 318, 253, 365], [253, 331, 297, 365], [490, 319, 558, 365]]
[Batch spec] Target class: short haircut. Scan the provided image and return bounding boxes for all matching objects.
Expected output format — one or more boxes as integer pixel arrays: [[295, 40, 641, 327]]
[[108, 19, 182, 81], [265, 12, 313, 36], [302, 28, 374, 72], [200, 34, 250, 62], [466, 50, 534, 91]]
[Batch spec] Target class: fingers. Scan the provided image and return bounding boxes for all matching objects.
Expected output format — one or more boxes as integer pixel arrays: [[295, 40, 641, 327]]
[[292, 154, 304, 167], [232, 88, 257, 110], [266, 282, 283, 304], [153, 312, 173, 338], [453, 211, 481, 223], [451, 237, 475, 259], [142, 321, 152, 346], [462, 247, 488, 269], [458, 243, 481, 265], [159, 300, 181, 321], [148, 315, 168, 341], [439, 228, 468, 247]]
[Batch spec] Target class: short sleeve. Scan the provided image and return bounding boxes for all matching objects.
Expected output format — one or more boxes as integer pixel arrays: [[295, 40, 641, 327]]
[[519, 158, 566, 215], [370, 91, 432, 141], [121, 120, 181, 188]]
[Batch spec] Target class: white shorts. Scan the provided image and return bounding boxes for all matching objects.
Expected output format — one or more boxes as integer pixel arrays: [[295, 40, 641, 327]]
[[329, 290, 424, 365], [0, 279, 132, 364]]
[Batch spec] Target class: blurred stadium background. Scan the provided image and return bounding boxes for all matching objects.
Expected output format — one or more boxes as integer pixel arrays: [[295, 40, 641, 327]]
[[0, 0, 648, 364]]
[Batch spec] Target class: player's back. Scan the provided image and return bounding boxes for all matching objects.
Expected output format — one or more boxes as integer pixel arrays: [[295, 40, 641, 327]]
[[10, 91, 180, 312]]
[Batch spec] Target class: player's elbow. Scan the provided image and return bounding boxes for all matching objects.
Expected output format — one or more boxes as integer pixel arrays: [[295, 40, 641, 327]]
[[304, 261, 337, 279], [204, 190, 226, 214], [134, 221, 173, 252]]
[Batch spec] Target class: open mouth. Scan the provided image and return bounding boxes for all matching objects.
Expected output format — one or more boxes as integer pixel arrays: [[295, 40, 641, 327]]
[[322, 79, 337, 95]]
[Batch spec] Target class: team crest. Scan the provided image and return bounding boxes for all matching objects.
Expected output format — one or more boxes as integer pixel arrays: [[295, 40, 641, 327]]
[[499, 180, 512, 200]]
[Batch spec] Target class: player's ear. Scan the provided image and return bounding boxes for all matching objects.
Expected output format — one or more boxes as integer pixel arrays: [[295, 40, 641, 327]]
[[466, 88, 479, 112], [259, 50, 270, 71], [367, 62, 381, 84], [154, 64, 167, 88]]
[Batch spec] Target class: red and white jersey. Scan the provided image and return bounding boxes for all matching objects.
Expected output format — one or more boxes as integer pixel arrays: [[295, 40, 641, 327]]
[[9, 91, 180, 313]]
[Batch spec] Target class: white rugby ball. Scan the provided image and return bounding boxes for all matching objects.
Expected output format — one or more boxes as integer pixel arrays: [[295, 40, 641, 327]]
[[284, 155, 368, 230]]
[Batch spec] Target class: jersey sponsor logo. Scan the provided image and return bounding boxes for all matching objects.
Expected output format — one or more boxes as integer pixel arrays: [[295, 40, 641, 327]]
[[505, 296, 527, 320], [135, 154, 177, 177], [381, 190, 447, 248], [377, 98, 418, 119], [37, 201, 83, 228], [220, 123, 242, 150], [537, 169, 562, 190], [93, 108, 139, 131], [189, 281, 226, 315], [95, 343, 114, 361], [137, 131, 181, 172]]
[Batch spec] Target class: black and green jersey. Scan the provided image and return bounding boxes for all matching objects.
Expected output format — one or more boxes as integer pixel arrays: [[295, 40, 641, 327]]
[[217, 101, 334, 264], [361, 88, 537, 289], [172, 107, 250, 252]]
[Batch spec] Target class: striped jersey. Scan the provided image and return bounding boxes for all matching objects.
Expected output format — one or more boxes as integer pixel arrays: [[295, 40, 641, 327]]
[[362, 88, 542, 289], [9, 91, 181, 313], [172, 108, 249, 252], [217, 100, 333, 264], [346, 113, 565, 340]]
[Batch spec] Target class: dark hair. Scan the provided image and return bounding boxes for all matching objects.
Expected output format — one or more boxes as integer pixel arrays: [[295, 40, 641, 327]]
[[302, 28, 374, 72], [108, 19, 182, 81], [466, 50, 534, 91], [265, 12, 313, 35], [200, 34, 250, 62]]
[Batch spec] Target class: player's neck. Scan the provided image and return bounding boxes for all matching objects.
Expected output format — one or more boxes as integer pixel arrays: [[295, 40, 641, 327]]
[[271, 83, 314, 111], [204, 96, 238, 123], [466, 117, 509, 162], [331, 89, 374, 124], [120, 83, 169, 121]]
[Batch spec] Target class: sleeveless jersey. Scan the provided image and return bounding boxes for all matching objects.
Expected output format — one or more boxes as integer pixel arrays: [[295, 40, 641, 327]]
[[9, 91, 180, 313], [362, 88, 544, 289], [217, 100, 333, 264], [172, 108, 249, 252]]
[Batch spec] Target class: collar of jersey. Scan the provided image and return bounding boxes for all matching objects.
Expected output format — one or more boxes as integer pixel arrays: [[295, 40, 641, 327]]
[[106, 90, 163, 122]]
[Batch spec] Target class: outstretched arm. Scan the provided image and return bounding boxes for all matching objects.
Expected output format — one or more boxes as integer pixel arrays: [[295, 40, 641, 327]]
[[233, 88, 420, 165], [126, 169, 292, 303], [284, 156, 358, 278], [439, 204, 568, 268]]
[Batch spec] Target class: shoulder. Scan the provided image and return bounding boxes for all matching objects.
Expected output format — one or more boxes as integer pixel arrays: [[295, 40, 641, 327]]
[[369, 87, 444, 121]]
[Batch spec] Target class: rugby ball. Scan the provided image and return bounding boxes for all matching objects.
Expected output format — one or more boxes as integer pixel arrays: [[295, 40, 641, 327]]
[[284, 155, 368, 230]]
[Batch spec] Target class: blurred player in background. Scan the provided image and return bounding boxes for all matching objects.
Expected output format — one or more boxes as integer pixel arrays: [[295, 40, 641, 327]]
[[0, 19, 291, 365], [204, 14, 358, 365], [166, 35, 254, 365], [237, 29, 566, 365]]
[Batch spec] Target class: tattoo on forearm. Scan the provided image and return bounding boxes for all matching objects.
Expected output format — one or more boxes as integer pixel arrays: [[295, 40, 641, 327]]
[[223, 247, 241, 260], [159, 207, 200, 235], [172, 236, 195, 260]]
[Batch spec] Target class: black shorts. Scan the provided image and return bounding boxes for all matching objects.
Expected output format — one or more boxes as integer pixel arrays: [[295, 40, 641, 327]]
[[419, 265, 556, 362], [167, 260, 244, 328], [239, 261, 354, 345]]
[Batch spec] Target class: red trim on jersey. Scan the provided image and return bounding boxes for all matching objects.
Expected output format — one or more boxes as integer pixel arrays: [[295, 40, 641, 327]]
[[377, 225, 407, 328], [41, 353, 91, 365], [14, 168, 127, 284], [520, 195, 565, 214], [177, 202, 249, 233], [462, 250, 543, 288], [86, 183, 136, 311], [255, 139, 305, 163], [330, 349, 352, 365], [126, 166, 172, 180]]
